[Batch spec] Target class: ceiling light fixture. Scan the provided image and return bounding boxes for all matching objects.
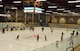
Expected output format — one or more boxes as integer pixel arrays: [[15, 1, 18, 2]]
[[68, 1, 80, 3], [0, 0, 2, 1], [48, 6, 57, 8], [63, 10, 71, 12], [11, 7, 17, 9], [45, 13, 50, 14], [57, 8, 65, 11], [76, 5, 80, 7], [0, 5, 3, 7], [46, 10, 52, 12], [13, 1, 21, 3], [53, 12, 58, 13]]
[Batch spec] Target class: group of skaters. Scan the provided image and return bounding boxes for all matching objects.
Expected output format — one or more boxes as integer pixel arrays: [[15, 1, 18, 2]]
[[56, 30, 79, 48], [37, 34, 47, 42], [69, 30, 79, 46], [2, 26, 25, 34], [30, 26, 34, 31], [71, 30, 79, 37], [2, 26, 80, 48], [29, 27, 54, 34], [61, 30, 79, 42], [15, 34, 47, 41]]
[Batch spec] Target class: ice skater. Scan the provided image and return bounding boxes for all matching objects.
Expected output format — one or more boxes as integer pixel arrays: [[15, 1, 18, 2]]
[[37, 34, 39, 42], [61, 32, 64, 41], [71, 33, 74, 37], [44, 35, 47, 41], [56, 40, 59, 48], [42, 27, 44, 32], [69, 35, 74, 46], [61, 36, 63, 42], [72, 30, 75, 35], [61, 32, 64, 37], [2, 28, 5, 34], [70, 39, 73, 46], [76, 31, 79, 37], [51, 29, 53, 34], [32, 27, 34, 32], [16, 35, 19, 40]]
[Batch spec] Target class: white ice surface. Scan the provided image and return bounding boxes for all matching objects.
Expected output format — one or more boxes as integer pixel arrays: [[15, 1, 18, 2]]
[[0, 27, 79, 51]]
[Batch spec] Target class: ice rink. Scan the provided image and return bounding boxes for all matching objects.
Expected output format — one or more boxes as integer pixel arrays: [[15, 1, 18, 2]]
[[0, 27, 80, 51]]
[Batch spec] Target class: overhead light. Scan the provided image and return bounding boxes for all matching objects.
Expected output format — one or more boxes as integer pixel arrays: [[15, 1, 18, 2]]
[[76, 5, 80, 7], [45, 13, 50, 14], [13, 1, 21, 3], [0, 0, 2, 1], [68, 1, 80, 3], [36, 0, 46, 1], [63, 10, 71, 12], [46, 10, 52, 12], [24, 7, 44, 11], [11, 7, 17, 9], [53, 12, 58, 13], [0, 5, 3, 7], [58, 13, 63, 15], [57, 8, 65, 11], [48, 6, 57, 8]]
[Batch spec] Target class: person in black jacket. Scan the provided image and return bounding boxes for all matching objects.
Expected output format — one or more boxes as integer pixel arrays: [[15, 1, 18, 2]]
[[16, 35, 19, 40], [2, 28, 5, 34], [76, 31, 79, 37], [42, 27, 44, 32]]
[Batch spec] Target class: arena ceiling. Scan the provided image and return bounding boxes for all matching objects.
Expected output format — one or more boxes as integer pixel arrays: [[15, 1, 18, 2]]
[[0, 0, 80, 14]]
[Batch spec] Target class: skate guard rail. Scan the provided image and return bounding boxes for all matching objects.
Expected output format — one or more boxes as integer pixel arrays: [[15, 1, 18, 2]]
[[49, 23, 80, 29], [0, 22, 25, 29]]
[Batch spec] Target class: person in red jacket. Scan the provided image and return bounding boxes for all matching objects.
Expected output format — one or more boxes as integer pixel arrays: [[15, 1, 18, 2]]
[[37, 34, 39, 42]]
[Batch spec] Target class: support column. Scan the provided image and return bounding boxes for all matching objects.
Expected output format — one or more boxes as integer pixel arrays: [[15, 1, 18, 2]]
[[32, 1, 36, 24], [38, 14, 40, 22], [15, 9, 18, 22], [32, 13, 34, 24], [24, 13, 27, 24]]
